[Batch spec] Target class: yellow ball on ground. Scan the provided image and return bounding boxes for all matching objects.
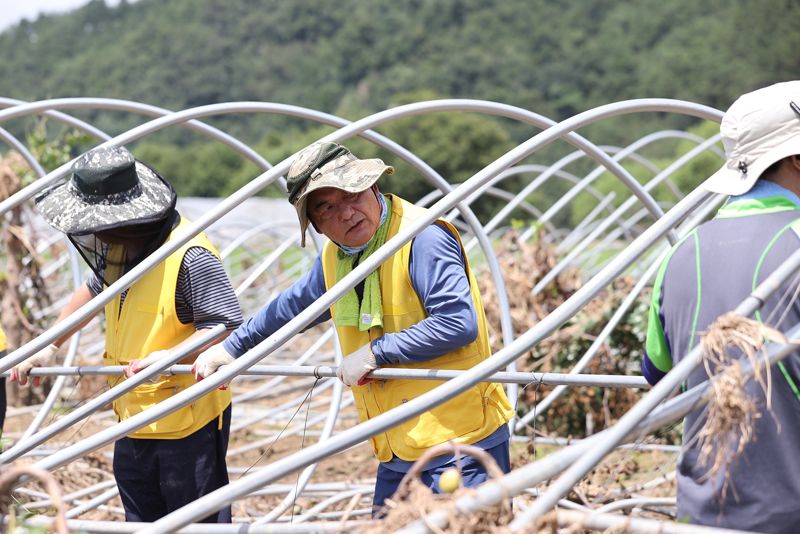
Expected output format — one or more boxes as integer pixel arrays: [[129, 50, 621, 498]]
[[438, 468, 461, 493]]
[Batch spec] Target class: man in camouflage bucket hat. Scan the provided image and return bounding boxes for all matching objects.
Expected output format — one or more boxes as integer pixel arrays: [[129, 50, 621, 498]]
[[194, 141, 514, 515], [286, 141, 395, 247], [12, 145, 243, 524]]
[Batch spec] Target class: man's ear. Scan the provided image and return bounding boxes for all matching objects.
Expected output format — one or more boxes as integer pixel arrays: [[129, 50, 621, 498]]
[[791, 155, 800, 171]]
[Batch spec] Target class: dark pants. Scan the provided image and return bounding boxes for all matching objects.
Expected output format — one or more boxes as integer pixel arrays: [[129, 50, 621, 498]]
[[0, 376, 6, 433], [372, 438, 511, 516], [0, 351, 6, 435], [113, 405, 231, 523]]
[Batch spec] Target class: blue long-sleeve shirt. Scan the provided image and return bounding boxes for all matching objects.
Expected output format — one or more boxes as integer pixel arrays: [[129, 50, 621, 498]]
[[223, 222, 478, 364], [225, 221, 509, 473]]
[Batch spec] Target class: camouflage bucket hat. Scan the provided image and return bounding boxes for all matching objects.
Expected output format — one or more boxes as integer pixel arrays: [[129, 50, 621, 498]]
[[286, 142, 394, 246], [34, 145, 176, 236]]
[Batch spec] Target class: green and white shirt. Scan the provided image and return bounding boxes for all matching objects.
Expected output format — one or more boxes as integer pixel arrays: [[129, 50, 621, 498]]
[[644, 180, 800, 532]]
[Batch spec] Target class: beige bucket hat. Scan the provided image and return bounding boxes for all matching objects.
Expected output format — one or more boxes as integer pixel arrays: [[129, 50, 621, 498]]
[[704, 80, 800, 196]]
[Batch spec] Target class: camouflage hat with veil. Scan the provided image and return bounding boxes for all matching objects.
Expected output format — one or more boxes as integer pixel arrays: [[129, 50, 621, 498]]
[[35, 145, 177, 286]]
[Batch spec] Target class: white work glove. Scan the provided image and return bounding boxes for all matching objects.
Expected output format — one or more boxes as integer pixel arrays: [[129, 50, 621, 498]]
[[192, 343, 235, 381], [123, 349, 171, 379], [337, 343, 378, 387], [10, 343, 61, 387]]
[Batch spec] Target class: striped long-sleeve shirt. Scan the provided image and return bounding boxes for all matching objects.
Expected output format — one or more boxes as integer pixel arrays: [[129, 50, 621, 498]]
[[87, 246, 242, 330]]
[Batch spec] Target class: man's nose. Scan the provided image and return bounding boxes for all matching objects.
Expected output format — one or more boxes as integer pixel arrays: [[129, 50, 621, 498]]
[[338, 203, 355, 220]]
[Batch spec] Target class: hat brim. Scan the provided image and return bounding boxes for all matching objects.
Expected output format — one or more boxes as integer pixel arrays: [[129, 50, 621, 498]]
[[703, 136, 800, 196], [35, 162, 176, 235], [293, 158, 394, 247]]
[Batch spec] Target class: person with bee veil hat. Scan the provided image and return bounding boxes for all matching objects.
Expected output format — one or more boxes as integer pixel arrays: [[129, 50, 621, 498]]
[[12, 145, 242, 523]]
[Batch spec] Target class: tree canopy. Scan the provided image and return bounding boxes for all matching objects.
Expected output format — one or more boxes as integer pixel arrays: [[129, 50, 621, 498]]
[[0, 0, 797, 219]]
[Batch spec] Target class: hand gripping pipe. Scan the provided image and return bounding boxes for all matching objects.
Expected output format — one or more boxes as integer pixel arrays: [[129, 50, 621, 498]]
[[0, 325, 226, 463], [129, 99, 722, 532]]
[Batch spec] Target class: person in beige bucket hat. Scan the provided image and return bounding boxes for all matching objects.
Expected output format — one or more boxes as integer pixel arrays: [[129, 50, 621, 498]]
[[643, 81, 800, 531], [194, 141, 515, 515], [704, 79, 800, 196]]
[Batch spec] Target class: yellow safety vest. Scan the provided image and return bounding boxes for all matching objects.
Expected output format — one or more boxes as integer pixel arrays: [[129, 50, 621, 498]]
[[102, 218, 231, 439], [0, 326, 6, 352], [322, 195, 514, 461]]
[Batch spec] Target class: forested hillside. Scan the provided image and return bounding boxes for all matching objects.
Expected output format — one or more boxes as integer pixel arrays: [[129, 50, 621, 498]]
[[4, 0, 797, 117], [0, 0, 797, 211]]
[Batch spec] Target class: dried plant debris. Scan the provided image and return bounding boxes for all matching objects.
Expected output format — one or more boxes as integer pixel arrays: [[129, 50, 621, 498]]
[[359, 477, 513, 534], [479, 230, 582, 345], [361, 444, 514, 533], [695, 312, 787, 501], [479, 229, 650, 440]]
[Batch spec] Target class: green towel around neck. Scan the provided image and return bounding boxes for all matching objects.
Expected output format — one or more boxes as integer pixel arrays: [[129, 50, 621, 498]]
[[333, 195, 392, 331]]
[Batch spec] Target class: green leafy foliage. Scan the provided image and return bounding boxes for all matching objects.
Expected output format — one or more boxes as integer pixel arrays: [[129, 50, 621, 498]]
[[528, 282, 652, 438], [0, 0, 796, 211], [19, 120, 92, 185]]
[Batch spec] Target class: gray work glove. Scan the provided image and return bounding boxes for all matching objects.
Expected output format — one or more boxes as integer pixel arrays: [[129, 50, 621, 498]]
[[337, 343, 378, 387], [192, 343, 235, 389], [11, 343, 61, 387]]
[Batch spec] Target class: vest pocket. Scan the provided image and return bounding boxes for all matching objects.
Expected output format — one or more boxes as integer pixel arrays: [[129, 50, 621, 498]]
[[115, 383, 195, 435], [354, 387, 393, 462], [386, 380, 486, 451]]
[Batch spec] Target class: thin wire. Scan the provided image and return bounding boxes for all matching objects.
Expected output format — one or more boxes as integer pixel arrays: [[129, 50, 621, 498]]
[[764, 270, 800, 331], [40, 374, 94, 429], [289, 377, 320, 522], [60, 381, 109, 446], [239, 379, 320, 479], [517, 376, 545, 455]]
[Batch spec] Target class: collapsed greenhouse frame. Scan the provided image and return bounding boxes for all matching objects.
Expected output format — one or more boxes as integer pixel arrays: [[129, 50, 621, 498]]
[[0, 95, 786, 533]]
